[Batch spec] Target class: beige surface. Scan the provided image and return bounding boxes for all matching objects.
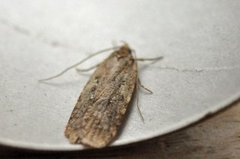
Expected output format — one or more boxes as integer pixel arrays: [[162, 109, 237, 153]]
[[1, 100, 239, 159]]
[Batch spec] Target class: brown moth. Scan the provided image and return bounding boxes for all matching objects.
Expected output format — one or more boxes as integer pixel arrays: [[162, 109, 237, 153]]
[[64, 44, 137, 148], [39, 43, 162, 148]]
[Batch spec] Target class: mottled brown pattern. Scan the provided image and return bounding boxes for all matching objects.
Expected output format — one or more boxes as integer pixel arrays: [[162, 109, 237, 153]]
[[65, 45, 137, 148]]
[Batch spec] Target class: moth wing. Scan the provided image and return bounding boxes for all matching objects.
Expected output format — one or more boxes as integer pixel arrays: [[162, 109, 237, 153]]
[[65, 52, 137, 148]]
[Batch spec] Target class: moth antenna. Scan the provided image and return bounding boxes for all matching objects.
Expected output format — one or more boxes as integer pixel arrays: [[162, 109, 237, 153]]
[[76, 63, 100, 72], [39, 46, 120, 82], [135, 56, 163, 62]]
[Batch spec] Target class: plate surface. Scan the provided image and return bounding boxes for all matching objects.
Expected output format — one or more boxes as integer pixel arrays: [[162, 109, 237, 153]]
[[0, 0, 240, 150]]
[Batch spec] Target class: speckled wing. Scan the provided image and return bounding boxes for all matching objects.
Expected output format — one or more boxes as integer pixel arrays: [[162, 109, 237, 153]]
[[65, 46, 137, 148]]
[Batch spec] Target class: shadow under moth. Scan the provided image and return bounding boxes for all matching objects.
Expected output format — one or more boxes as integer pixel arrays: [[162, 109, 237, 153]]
[[40, 43, 162, 148]]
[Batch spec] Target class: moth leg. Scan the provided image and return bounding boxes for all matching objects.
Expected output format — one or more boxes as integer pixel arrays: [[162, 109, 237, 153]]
[[138, 78, 153, 94], [76, 63, 100, 72], [136, 77, 145, 122], [135, 56, 163, 62]]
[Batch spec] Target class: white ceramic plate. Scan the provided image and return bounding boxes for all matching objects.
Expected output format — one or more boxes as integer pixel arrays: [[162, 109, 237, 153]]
[[0, 0, 240, 151]]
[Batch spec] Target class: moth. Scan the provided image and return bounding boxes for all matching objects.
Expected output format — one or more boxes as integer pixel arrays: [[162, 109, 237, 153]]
[[40, 43, 162, 148]]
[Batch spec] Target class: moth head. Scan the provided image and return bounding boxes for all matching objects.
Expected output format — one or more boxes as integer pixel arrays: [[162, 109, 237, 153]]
[[116, 43, 132, 57]]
